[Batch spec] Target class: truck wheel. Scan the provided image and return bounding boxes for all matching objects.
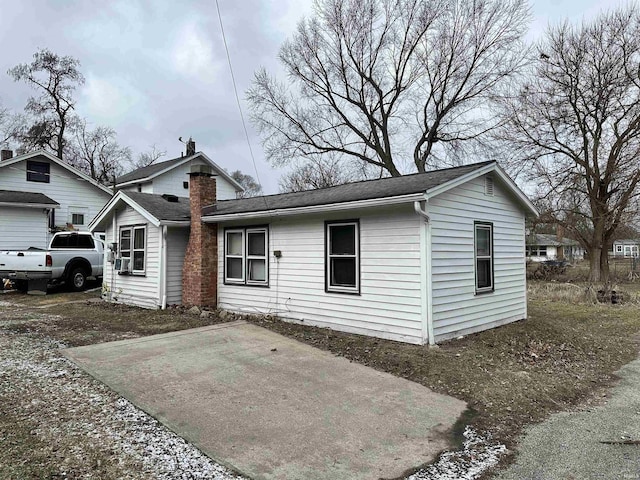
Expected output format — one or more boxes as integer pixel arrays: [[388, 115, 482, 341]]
[[69, 268, 87, 292]]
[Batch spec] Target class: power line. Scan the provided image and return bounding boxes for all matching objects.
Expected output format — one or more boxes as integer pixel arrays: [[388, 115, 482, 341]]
[[214, 0, 270, 211]]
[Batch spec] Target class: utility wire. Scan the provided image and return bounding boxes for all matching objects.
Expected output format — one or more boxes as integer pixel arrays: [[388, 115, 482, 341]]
[[214, 0, 270, 211]]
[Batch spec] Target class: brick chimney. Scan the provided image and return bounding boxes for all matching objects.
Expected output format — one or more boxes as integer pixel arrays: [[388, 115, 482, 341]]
[[1, 149, 13, 161], [186, 137, 196, 156], [182, 164, 218, 307]]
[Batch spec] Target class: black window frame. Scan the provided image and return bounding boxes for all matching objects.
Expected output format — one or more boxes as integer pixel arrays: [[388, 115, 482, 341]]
[[325, 219, 360, 295], [474, 221, 494, 294], [26, 160, 50, 183], [223, 225, 269, 287]]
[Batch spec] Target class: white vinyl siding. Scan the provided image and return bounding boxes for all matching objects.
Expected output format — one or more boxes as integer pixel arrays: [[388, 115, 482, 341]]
[[0, 155, 111, 246], [165, 227, 190, 305], [103, 208, 160, 309], [150, 162, 239, 199], [428, 174, 526, 342], [217, 205, 424, 344], [0, 207, 50, 250]]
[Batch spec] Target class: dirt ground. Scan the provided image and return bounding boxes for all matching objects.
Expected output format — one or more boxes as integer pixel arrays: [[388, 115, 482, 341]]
[[2, 280, 640, 478]]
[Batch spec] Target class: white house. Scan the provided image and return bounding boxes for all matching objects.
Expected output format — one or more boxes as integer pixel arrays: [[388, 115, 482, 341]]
[[612, 239, 640, 258], [526, 234, 585, 262], [92, 160, 538, 345], [0, 149, 113, 250], [114, 141, 243, 200]]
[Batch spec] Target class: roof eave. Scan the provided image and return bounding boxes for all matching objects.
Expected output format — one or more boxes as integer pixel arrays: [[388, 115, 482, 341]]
[[0, 202, 59, 209], [201, 192, 426, 223], [89, 191, 162, 232]]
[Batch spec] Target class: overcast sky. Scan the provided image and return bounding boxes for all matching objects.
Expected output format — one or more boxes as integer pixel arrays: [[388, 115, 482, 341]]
[[0, 0, 630, 193]]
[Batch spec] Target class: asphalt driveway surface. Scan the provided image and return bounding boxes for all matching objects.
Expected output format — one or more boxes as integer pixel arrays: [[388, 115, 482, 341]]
[[495, 357, 640, 480], [64, 320, 466, 480]]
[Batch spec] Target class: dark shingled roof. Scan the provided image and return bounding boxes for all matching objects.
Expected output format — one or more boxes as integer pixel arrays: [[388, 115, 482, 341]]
[[0, 190, 59, 206], [203, 161, 494, 216], [527, 234, 579, 247], [115, 154, 196, 184], [124, 192, 191, 222]]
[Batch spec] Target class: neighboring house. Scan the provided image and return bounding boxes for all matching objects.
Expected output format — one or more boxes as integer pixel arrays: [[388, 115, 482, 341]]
[[0, 149, 113, 250], [91, 160, 538, 345], [114, 141, 243, 200], [612, 239, 640, 258], [526, 234, 585, 262]]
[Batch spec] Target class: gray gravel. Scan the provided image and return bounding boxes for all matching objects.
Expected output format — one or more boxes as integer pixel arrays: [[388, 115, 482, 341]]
[[494, 358, 640, 480]]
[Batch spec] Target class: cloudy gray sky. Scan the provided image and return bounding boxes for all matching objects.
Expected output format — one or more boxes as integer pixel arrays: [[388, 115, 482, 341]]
[[0, 0, 628, 193]]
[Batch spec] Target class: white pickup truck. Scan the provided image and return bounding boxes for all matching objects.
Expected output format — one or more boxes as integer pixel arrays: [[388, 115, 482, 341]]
[[0, 232, 104, 292]]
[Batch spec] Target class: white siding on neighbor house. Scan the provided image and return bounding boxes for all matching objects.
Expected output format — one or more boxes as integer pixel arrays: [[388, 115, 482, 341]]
[[217, 205, 425, 344], [119, 182, 153, 194], [165, 227, 190, 305], [428, 174, 526, 341], [0, 207, 50, 250], [527, 245, 558, 262], [103, 206, 160, 309], [150, 162, 238, 200], [0, 155, 112, 246]]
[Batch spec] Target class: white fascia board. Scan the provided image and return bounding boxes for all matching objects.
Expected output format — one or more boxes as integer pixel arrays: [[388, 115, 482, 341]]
[[116, 152, 245, 193], [0, 202, 60, 209], [201, 192, 425, 223], [0, 149, 114, 196], [425, 162, 539, 218], [159, 220, 190, 227], [88, 191, 161, 232]]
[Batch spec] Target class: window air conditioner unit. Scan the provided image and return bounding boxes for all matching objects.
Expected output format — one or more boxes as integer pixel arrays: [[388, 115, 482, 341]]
[[114, 257, 131, 274]]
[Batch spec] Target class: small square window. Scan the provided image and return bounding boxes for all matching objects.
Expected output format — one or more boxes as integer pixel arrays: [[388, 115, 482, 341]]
[[71, 213, 85, 225], [183, 181, 189, 189]]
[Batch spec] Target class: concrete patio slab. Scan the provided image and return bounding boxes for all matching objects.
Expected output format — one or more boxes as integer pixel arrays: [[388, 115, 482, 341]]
[[64, 320, 466, 480]]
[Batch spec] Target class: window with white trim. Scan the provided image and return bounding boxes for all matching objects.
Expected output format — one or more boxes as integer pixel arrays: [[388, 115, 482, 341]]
[[616, 245, 623, 253], [475, 222, 494, 293], [224, 227, 268, 285], [326, 220, 360, 294], [119, 225, 146, 274]]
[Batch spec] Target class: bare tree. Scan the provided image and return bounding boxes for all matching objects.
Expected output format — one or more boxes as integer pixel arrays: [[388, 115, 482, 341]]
[[70, 120, 131, 184], [248, 0, 529, 177], [133, 145, 167, 169], [279, 156, 380, 192], [497, 6, 640, 282], [0, 103, 24, 148], [229, 170, 263, 198], [8, 48, 84, 159]]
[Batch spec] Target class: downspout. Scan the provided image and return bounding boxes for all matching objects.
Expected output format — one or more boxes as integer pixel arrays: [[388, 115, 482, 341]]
[[160, 225, 168, 309], [414, 200, 435, 346]]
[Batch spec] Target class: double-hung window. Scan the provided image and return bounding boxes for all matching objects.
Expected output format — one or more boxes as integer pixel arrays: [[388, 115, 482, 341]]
[[224, 227, 268, 285], [474, 222, 494, 293], [326, 220, 360, 294], [27, 160, 50, 183], [119, 225, 146, 274]]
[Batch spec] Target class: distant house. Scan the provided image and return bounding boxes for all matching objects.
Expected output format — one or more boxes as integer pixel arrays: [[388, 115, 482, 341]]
[[612, 239, 640, 258], [114, 140, 243, 200], [92, 160, 538, 345], [0, 149, 113, 250], [526, 234, 585, 262]]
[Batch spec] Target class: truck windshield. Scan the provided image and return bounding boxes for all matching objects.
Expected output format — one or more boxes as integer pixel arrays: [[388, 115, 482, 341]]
[[51, 234, 95, 249]]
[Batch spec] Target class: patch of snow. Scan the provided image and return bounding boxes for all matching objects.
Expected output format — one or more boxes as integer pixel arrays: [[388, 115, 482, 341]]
[[406, 427, 507, 480]]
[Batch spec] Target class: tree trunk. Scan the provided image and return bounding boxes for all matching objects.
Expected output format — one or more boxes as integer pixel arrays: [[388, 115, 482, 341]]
[[588, 246, 602, 282], [599, 247, 610, 283]]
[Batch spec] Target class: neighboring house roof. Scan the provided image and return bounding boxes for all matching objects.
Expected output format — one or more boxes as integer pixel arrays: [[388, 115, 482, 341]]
[[614, 239, 640, 245], [115, 152, 244, 193], [0, 150, 113, 196], [202, 161, 538, 220], [0, 189, 59, 208], [89, 191, 191, 231], [526, 234, 580, 247]]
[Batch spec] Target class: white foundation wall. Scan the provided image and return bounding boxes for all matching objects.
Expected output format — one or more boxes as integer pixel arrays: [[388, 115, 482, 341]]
[[217, 205, 425, 344], [103, 206, 160, 309], [428, 174, 527, 341]]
